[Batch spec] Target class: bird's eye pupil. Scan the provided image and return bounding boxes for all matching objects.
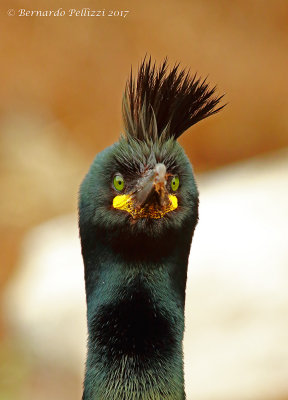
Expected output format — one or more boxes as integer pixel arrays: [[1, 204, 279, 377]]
[[171, 175, 179, 191], [113, 174, 125, 191]]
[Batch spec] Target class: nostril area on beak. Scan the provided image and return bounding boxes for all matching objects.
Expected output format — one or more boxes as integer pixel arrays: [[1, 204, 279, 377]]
[[154, 163, 166, 184], [133, 163, 168, 208]]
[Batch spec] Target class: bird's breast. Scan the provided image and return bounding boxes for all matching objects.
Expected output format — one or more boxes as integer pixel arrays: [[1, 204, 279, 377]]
[[89, 285, 178, 363]]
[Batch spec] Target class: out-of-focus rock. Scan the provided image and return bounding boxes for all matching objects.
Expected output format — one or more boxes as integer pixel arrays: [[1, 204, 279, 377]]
[[0, 111, 88, 290], [3, 215, 87, 376], [0, 112, 87, 228], [184, 149, 288, 400]]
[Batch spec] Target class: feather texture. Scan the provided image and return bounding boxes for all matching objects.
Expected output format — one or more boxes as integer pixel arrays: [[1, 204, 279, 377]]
[[122, 56, 225, 142]]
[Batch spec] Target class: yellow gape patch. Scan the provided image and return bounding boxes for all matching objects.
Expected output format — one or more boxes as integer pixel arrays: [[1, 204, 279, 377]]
[[113, 194, 178, 219]]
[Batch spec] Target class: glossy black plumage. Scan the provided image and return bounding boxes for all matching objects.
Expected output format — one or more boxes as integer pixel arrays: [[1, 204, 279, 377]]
[[79, 58, 224, 399], [122, 57, 224, 141]]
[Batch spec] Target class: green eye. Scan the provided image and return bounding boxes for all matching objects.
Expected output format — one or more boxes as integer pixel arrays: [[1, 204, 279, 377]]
[[113, 174, 125, 191], [171, 175, 180, 191]]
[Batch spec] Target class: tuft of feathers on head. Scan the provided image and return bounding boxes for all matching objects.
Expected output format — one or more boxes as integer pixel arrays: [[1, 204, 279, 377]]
[[122, 56, 225, 142]]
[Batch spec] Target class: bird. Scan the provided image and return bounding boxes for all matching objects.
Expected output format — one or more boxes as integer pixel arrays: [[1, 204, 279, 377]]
[[78, 57, 224, 400]]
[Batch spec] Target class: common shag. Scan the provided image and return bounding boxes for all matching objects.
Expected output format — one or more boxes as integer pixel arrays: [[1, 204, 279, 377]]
[[78, 57, 224, 399]]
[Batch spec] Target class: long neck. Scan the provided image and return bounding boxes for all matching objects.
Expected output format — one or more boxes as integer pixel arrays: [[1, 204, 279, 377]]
[[81, 227, 193, 400]]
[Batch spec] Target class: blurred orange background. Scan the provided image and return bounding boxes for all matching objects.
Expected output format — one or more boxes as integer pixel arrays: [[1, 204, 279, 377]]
[[0, 1, 287, 399]]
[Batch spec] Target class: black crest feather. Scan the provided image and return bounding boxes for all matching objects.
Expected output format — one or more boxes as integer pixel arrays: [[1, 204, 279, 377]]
[[122, 57, 225, 142]]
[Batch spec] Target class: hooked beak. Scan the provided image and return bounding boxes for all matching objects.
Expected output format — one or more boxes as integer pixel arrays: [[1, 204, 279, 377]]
[[133, 163, 170, 208], [112, 162, 178, 219]]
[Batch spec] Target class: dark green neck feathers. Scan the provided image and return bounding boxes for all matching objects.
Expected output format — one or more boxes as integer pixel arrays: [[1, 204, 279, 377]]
[[79, 58, 224, 399]]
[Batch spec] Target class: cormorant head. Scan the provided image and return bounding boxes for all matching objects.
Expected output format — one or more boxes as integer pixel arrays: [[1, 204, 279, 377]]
[[79, 58, 224, 242]]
